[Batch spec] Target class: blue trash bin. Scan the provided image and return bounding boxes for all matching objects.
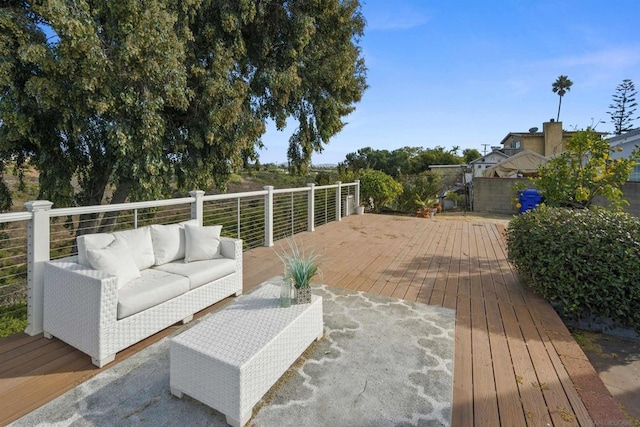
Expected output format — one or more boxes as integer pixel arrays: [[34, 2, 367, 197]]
[[518, 189, 542, 213]]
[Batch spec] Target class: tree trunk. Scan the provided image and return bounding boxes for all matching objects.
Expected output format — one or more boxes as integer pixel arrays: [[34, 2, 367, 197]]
[[98, 180, 132, 233], [76, 170, 112, 238], [556, 96, 562, 122]]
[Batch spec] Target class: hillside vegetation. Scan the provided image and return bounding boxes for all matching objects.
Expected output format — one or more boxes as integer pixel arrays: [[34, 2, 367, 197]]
[[2, 165, 338, 212]]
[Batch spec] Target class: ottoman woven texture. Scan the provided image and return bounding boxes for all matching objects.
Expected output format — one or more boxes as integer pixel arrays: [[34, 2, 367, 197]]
[[170, 280, 323, 427]]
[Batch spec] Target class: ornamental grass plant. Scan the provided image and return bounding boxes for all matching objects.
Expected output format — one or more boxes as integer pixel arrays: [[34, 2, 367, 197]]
[[276, 238, 322, 290]]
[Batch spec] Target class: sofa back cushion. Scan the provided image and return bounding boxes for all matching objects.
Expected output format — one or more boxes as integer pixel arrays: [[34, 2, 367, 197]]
[[150, 223, 188, 265], [86, 238, 141, 289], [77, 233, 115, 267], [112, 227, 155, 270], [184, 224, 223, 263]]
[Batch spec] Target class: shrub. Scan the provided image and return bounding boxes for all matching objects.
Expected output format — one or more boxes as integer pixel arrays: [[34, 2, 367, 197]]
[[506, 206, 640, 332], [533, 129, 639, 210], [0, 302, 27, 338], [396, 171, 442, 212], [359, 169, 403, 213]]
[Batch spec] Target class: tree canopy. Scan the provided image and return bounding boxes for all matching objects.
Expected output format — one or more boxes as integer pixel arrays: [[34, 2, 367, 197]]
[[608, 79, 638, 135], [552, 75, 573, 122], [0, 0, 367, 211], [339, 145, 464, 177]]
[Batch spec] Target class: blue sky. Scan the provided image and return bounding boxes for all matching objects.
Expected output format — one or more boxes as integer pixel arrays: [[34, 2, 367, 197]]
[[259, 0, 640, 165]]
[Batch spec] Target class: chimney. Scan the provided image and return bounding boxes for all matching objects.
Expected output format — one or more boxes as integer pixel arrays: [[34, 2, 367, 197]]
[[543, 120, 563, 156]]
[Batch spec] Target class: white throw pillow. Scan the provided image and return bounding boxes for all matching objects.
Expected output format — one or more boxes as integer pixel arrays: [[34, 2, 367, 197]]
[[112, 227, 155, 270], [184, 224, 223, 263], [76, 233, 115, 267], [86, 239, 141, 289], [180, 219, 199, 227], [150, 223, 186, 265]]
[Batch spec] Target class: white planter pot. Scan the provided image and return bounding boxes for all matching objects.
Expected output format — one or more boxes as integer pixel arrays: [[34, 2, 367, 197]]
[[356, 206, 365, 215]]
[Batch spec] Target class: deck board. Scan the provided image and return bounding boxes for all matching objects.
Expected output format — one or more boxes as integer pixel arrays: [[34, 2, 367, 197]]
[[0, 214, 626, 425]]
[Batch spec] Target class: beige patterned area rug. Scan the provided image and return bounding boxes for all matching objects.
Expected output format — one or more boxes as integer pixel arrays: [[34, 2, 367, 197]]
[[12, 283, 455, 426]]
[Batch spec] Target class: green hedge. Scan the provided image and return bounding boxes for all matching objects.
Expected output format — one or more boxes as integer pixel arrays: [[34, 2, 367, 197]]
[[506, 206, 640, 332], [0, 302, 27, 338]]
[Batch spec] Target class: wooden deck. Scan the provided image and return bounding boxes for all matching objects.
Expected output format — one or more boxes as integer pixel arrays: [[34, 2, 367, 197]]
[[0, 214, 629, 425]]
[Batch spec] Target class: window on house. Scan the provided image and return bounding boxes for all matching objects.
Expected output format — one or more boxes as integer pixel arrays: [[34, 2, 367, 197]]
[[630, 165, 640, 181], [513, 140, 521, 149]]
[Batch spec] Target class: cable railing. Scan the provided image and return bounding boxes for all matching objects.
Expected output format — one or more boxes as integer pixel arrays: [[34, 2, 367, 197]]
[[0, 181, 360, 337], [273, 187, 310, 243], [202, 190, 268, 250]]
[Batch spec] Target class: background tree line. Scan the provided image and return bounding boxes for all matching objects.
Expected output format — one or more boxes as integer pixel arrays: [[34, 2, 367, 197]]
[[338, 145, 481, 178], [330, 145, 481, 214]]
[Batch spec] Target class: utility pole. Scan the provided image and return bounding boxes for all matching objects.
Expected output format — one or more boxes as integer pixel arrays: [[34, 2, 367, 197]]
[[481, 144, 490, 155]]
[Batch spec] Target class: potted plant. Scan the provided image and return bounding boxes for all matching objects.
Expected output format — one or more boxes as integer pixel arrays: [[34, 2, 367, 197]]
[[356, 202, 366, 215], [415, 195, 437, 218], [277, 239, 322, 304]]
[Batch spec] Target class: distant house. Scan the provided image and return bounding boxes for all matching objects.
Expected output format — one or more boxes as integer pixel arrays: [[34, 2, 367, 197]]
[[499, 120, 605, 157], [609, 128, 640, 181], [469, 150, 509, 177]]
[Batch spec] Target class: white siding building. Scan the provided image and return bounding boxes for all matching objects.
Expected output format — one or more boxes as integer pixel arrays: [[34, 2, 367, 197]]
[[469, 150, 509, 177]]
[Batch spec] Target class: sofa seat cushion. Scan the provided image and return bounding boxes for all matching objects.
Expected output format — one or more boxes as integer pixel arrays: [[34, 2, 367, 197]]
[[153, 258, 236, 290], [117, 270, 190, 319]]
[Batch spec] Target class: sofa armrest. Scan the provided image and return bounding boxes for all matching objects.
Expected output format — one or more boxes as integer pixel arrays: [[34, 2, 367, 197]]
[[43, 261, 119, 356], [220, 237, 243, 295], [220, 237, 242, 260]]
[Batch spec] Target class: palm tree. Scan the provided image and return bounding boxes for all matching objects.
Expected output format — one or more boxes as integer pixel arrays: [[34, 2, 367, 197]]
[[552, 75, 573, 122]]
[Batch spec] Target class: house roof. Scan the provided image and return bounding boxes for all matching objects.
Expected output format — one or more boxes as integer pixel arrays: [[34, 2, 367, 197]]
[[498, 132, 544, 146], [484, 150, 548, 178], [609, 128, 640, 147], [469, 150, 509, 165], [498, 130, 607, 146]]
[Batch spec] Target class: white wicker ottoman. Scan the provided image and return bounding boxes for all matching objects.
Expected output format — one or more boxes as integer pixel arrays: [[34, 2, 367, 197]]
[[169, 281, 323, 427]]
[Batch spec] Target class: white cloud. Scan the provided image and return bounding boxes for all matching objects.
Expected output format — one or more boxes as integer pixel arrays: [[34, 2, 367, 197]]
[[367, 14, 430, 31], [364, 3, 430, 31], [541, 46, 640, 71]]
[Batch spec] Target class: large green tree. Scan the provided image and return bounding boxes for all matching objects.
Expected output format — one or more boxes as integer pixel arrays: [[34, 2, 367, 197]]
[[608, 79, 638, 135], [552, 75, 573, 122], [462, 148, 482, 163], [0, 0, 367, 218]]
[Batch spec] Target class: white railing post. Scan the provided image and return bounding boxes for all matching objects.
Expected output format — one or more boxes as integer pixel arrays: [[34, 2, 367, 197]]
[[336, 181, 342, 222], [355, 180, 361, 208], [24, 200, 53, 336], [307, 183, 315, 232], [264, 185, 274, 247], [189, 190, 205, 226]]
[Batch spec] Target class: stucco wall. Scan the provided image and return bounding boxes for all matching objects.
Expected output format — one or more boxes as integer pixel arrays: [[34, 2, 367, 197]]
[[521, 136, 545, 155], [473, 177, 640, 217], [472, 177, 527, 215]]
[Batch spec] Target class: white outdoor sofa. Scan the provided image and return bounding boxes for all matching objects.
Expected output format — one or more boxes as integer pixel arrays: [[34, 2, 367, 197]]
[[43, 220, 243, 367]]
